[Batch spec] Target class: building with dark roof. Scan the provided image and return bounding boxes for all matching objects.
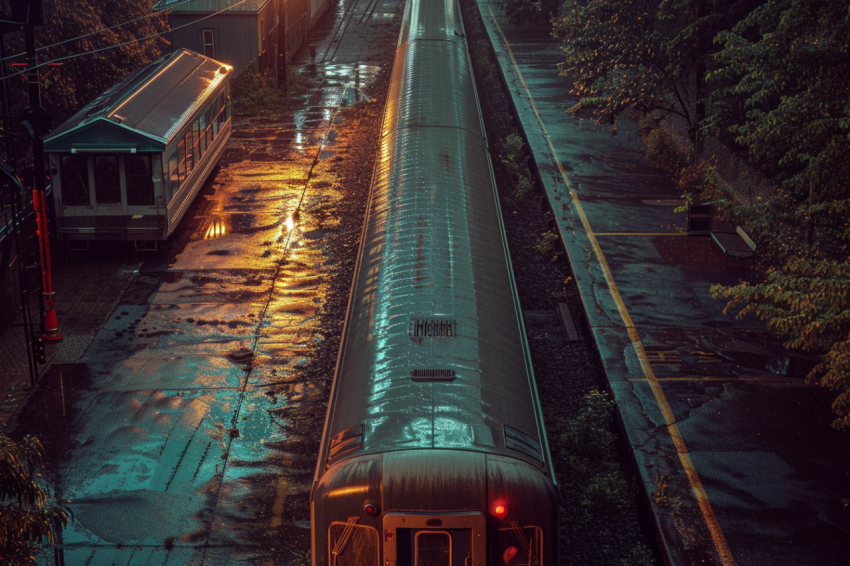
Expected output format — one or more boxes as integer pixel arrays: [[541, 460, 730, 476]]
[[153, 0, 313, 76]]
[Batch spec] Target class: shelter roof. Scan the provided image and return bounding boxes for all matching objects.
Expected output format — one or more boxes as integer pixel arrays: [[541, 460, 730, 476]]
[[46, 49, 232, 153]]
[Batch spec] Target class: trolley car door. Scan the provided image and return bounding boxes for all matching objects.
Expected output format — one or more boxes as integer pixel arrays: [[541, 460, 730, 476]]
[[383, 513, 485, 566]]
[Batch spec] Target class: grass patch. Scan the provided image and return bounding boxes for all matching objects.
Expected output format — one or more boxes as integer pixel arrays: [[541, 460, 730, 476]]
[[231, 67, 312, 117]]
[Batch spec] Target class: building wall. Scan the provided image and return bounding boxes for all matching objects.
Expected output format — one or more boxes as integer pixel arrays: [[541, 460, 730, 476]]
[[170, 13, 262, 74], [309, 0, 329, 28], [284, 0, 309, 59]]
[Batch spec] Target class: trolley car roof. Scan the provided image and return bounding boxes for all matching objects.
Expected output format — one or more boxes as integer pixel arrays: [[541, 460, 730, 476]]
[[45, 49, 231, 153], [153, 0, 271, 13]]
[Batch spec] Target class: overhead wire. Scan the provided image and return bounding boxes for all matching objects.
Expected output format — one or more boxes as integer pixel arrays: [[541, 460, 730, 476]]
[[0, 0, 195, 63], [0, 0, 249, 82]]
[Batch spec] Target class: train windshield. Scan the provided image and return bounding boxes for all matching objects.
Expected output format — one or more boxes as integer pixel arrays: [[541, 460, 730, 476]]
[[329, 521, 379, 566], [383, 514, 484, 566], [496, 525, 542, 566]]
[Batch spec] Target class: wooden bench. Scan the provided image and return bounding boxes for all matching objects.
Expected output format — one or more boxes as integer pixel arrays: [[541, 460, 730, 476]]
[[711, 226, 756, 267]]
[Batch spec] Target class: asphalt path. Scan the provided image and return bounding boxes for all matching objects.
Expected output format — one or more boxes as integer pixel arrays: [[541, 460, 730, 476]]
[[13, 0, 402, 564]]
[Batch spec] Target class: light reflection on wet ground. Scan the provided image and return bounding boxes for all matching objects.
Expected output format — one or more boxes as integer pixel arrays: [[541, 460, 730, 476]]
[[14, 0, 402, 564]]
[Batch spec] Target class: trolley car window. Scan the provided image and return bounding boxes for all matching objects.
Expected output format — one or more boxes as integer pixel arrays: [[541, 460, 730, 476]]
[[177, 138, 187, 183], [199, 113, 207, 155], [205, 104, 214, 146], [93, 155, 120, 204], [60, 154, 90, 206], [416, 532, 451, 566], [185, 130, 194, 174], [193, 118, 201, 164], [168, 152, 179, 197], [126, 155, 154, 206]]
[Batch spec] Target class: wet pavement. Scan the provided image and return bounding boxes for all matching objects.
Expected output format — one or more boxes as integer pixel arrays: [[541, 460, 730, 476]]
[[476, 2, 850, 565], [6, 0, 402, 564]]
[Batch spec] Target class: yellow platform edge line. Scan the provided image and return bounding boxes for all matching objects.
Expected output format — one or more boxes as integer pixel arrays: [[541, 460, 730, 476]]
[[483, 5, 736, 565]]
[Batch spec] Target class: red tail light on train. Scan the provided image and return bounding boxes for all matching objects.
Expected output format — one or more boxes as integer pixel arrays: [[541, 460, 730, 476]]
[[491, 500, 510, 519]]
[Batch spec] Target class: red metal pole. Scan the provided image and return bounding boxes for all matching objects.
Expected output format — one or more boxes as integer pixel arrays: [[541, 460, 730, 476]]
[[24, 3, 61, 342], [32, 188, 60, 341]]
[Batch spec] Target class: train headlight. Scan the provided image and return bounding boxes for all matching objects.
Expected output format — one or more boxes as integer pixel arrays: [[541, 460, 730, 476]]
[[491, 500, 510, 519], [363, 499, 380, 517]]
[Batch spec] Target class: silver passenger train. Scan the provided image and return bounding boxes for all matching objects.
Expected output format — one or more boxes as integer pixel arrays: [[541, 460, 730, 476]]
[[311, 1, 558, 565]]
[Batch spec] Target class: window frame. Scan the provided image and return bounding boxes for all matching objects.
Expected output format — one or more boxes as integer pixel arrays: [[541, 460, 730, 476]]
[[60, 154, 91, 206], [93, 154, 121, 205], [202, 29, 215, 59], [125, 154, 154, 206]]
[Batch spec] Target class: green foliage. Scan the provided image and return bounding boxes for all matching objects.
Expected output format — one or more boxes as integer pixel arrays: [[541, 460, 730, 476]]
[[700, 0, 850, 424], [230, 68, 290, 117], [644, 128, 687, 174], [555, 391, 655, 565], [709, 0, 850, 263], [553, 0, 693, 129], [534, 229, 559, 260], [1, 430, 70, 565], [4, 0, 168, 126], [712, 259, 850, 428], [496, 0, 547, 26], [499, 132, 534, 202], [553, 0, 755, 139]]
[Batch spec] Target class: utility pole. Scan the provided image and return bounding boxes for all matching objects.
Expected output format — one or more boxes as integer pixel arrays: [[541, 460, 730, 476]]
[[277, 0, 287, 92], [21, 0, 61, 342], [1, 0, 41, 385]]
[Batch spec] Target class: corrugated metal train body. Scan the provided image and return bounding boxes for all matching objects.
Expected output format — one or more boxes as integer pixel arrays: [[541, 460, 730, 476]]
[[311, 1, 558, 565]]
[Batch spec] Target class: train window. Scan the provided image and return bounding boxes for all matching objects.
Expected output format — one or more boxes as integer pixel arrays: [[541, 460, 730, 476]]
[[93, 155, 120, 205], [329, 522, 379, 566], [126, 155, 154, 206], [495, 526, 541, 566], [416, 532, 451, 566], [503, 426, 543, 462], [60, 154, 90, 206]]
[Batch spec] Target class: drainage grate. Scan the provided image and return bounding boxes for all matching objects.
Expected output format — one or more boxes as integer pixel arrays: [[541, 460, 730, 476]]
[[410, 369, 456, 382]]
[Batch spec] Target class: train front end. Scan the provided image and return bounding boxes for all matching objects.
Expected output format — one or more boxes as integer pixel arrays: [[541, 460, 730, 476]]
[[312, 451, 558, 566]]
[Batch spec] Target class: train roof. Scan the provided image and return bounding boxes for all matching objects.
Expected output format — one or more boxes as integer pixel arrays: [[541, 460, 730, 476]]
[[153, 0, 270, 13], [324, 0, 550, 473], [45, 49, 231, 154]]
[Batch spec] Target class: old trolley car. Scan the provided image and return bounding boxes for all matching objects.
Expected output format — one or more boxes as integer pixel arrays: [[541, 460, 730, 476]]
[[45, 49, 232, 242]]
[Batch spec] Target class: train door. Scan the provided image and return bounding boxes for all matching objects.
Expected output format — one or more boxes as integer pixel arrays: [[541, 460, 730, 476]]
[[383, 513, 485, 566]]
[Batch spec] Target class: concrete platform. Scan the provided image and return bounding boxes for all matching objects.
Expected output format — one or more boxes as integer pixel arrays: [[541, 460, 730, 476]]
[[474, 2, 850, 564]]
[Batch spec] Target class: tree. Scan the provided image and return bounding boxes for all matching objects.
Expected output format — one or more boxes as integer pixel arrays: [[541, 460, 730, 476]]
[[0, 430, 70, 565], [2, 0, 168, 126], [706, 0, 850, 427], [551, 0, 758, 145], [708, 0, 850, 263]]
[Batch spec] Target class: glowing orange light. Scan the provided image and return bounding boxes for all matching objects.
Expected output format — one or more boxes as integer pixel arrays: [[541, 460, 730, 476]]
[[491, 500, 509, 518], [502, 546, 519, 564]]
